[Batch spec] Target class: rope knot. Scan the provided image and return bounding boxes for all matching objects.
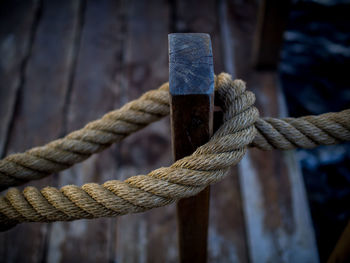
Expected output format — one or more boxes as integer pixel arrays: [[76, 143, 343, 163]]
[[1, 72, 349, 230]]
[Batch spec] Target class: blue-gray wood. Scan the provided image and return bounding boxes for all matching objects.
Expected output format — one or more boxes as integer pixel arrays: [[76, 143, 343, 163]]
[[169, 33, 214, 263], [169, 33, 214, 95]]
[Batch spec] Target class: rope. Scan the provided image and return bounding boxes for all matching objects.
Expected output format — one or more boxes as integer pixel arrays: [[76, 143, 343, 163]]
[[0, 83, 170, 190], [0, 73, 349, 230], [253, 110, 350, 150], [0, 75, 349, 191], [1, 75, 349, 191]]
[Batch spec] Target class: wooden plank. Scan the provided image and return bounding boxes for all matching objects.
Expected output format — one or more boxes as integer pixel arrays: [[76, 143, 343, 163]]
[[0, 1, 82, 262], [46, 0, 125, 262], [0, 0, 39, 157], [0, 0, 40, 260], [169, 33, 214, 263], [252, 0, 292, 69], [239, 77, 319, 263], [115, 1, 176, 262], [223, 0, 320, 262]]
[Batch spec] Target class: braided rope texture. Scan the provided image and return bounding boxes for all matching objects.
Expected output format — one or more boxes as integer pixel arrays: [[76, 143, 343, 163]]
[[0, 83, 170, 190], [253, 110, 350, 150], [0, 73, 349, 229], [0, 74, 258, 228], [1, 74, 350, 191]]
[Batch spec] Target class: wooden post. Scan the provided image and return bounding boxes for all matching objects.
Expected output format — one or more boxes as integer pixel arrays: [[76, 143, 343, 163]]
[[253, 0, 292, 69], [168, 33, 214, 263]]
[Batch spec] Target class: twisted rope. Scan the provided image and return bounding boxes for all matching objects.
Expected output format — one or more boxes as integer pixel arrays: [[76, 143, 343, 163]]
[[0, 83, 170, 190], [0, 73, 349, 230], [253, 109, 350, 150], [0, 74, 257, 228], [1, 74, 349, 190]]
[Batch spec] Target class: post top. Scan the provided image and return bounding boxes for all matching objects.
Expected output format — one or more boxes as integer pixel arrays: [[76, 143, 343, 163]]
[[168, 33, 214, 95]]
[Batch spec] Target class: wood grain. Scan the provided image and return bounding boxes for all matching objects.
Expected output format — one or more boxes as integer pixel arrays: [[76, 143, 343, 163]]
[[115, 1, 176, 262], [0, 0, 40, 261], [169, 33, 214, 95], [0, 1, 322, 262], [223, 0, 319, 262], [0, 0, 39, 157], [0, 1, 82, 262], [169, 33, 214, 263], [172, 1, 250, 262], [46, 0, 124, 262]]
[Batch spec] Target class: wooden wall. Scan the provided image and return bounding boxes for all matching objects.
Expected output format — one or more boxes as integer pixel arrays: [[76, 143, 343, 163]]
[[0, 0, 319, 262]]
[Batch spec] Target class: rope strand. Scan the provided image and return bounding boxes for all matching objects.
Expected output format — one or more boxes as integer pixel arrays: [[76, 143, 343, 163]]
[[0, 74, 257, 229], [0, 84, 170, 189], [0, 74, 349, 190], [252, 109, 350, 150], [0, 73, 349, 230]]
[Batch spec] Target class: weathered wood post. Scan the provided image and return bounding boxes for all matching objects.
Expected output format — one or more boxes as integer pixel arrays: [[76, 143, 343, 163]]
[[168, 33, 214, 262]]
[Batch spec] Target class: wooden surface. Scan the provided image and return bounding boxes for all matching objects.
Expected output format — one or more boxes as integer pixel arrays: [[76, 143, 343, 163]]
[[252, 0, 292, 69], [169, 33, 214, 262], [0, 0, 82, 262], [48, 1, 122, 261], [0, 0, 319, 262], [169, 33, 214, 94], [223, 0, 319, 262]]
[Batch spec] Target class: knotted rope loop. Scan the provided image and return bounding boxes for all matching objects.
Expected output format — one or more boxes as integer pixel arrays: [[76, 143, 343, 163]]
[[1, 74, 350, 191], [0, 73, 257, 228], [0, 73, 350, 231]]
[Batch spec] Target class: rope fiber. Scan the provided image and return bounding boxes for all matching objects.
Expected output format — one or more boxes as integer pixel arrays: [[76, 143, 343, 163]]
[[0, 73, 349, 230]]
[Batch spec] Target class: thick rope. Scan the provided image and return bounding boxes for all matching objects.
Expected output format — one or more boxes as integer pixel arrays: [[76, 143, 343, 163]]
[[0, 73, 350, 190], [0, 83, 170, 190], [252, 109, 350, 150], [1, 74, 349, 191], [0, 73, 349, 229], [0, 74, 257, 228]]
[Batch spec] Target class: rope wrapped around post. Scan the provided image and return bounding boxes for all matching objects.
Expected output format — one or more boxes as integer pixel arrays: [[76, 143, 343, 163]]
[[0, 73, 349, 230]]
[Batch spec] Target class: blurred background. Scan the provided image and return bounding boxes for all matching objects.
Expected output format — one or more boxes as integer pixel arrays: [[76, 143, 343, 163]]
[[280, 1, 350, 262], [0, 0, 349, 262]]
